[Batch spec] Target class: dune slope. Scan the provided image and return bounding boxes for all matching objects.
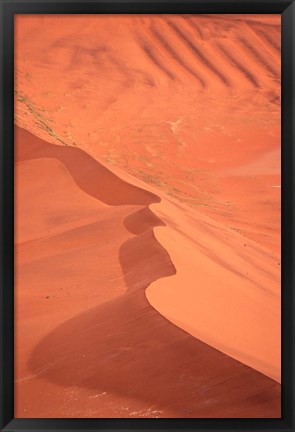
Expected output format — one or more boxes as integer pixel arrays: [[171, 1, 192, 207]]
[[15, 14, 281, 253], [148, 199, 280, 382], [15, 127, 280, 418]]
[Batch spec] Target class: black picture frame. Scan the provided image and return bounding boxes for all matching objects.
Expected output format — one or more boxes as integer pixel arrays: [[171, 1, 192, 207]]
[[0, 1, 294, 431]]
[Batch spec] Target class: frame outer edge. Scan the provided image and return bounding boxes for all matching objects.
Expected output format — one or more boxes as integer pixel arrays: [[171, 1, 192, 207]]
[[0, 0, 15, 431], [1, 1, 294, 432], [281, 1, 295, 431], [282, 2, 295, 430]]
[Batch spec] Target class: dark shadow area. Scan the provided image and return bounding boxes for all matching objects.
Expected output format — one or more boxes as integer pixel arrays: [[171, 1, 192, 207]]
[[26, 214, 281, 418], [123, 207, 166, 235], [27, 284, 281, 417], [15, 126, 160, 206]]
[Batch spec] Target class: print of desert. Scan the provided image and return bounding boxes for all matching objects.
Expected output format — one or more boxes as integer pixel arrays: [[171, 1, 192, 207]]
[[14, 14, 281, 418]]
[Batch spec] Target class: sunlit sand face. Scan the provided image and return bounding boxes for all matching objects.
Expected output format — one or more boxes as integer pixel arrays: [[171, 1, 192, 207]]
[[14, 14, 281, 418]]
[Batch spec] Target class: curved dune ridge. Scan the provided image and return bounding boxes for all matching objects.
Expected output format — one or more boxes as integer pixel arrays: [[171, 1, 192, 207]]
[[16, 127, 159, 207], [15, 127, 280, 418], [14, 14, 281, 418], [147, 201, 280, 383]]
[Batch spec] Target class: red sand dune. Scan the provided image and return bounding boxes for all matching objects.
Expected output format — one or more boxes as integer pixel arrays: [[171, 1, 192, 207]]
[[14, 14, 281, 418], [14, 14, 281, 253], [15, 126, 280, 418], [148, 199, 280, 382]]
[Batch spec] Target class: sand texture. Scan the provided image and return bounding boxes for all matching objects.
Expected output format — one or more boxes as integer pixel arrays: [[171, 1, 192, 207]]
[[14, 14, 281, 418]]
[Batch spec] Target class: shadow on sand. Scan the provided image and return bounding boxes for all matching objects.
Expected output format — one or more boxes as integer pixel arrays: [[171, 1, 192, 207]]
[[17, 126, 281, 417]]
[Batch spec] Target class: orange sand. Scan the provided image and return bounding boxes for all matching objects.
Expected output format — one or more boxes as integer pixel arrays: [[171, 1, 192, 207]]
[[14, 14, 281, 418]]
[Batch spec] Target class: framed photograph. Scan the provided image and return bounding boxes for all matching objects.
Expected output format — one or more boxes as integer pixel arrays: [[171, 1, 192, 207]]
[[0, 0, 294, 431]]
